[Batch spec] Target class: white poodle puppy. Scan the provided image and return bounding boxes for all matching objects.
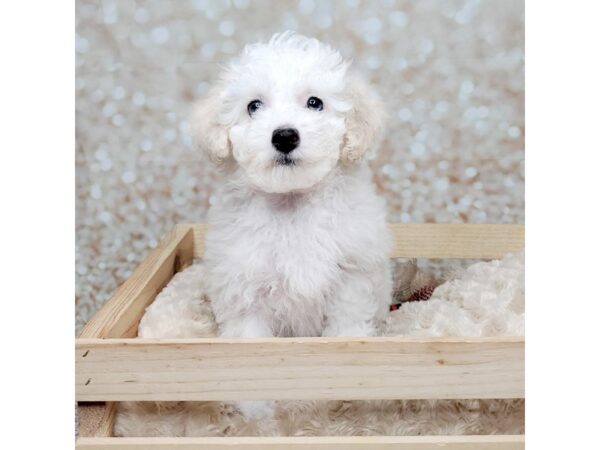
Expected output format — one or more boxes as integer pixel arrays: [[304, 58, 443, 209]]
[[190, 35, 391, 425], [192, 32, 392, 342]]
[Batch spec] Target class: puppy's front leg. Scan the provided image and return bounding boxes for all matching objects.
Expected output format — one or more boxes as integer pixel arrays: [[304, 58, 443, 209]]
[[323, 269, 391, 337], [218, 313, 276, 420], [218, 313, 273, 338]]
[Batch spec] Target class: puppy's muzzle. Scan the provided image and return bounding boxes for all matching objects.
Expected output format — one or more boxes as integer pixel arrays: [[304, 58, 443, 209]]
[[272, 128, 300, 154]]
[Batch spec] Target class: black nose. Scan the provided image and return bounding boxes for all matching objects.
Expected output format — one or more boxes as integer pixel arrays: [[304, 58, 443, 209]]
[[272, 128, 300, 154]]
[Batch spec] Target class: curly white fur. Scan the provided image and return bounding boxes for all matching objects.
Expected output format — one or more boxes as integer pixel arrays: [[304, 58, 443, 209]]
[[192, 33, 392, 343]]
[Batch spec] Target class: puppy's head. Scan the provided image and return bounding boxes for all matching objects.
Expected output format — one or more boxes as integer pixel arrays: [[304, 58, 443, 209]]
[[192, 32, 384, 194]]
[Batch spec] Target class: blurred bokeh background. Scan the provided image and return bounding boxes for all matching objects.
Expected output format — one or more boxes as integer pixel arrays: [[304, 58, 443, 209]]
[[76, 0, 524, 331]]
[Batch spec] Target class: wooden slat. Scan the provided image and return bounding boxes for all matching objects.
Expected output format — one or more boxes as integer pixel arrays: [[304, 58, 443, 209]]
[[79, 224, 195, 339], [76, 337, 524, 402], [78, 402, 117, 438], [191, 223, 208, 258], [77, 224, 195, 437], [389, 224, 524, 259], [191, 223, 524, 259], [76, 435, 525, 449]]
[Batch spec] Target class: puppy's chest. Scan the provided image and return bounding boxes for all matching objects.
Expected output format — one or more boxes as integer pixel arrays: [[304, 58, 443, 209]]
[[239, 218, 342, 297]]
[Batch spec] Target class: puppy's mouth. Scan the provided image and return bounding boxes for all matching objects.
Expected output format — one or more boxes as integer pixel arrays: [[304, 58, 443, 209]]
[[274, 155, 296, 167]]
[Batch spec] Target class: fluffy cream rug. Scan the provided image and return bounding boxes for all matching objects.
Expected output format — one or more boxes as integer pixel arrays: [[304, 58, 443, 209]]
[[115, 251, 524, 437]]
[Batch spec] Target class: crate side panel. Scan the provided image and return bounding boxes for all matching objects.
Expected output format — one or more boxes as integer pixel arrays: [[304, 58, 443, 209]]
[[76, 435, 525, 449], [192, 223, 524, 259], [76, 337, 524, 402]]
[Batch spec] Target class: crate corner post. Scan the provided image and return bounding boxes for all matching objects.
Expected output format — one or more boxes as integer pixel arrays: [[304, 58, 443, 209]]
[[76, 224, 195, 443]]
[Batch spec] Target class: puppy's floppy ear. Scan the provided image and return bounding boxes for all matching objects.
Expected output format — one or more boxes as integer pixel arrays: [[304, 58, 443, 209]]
[[191, 87, 231, 163], [341, 76, 386, 163]]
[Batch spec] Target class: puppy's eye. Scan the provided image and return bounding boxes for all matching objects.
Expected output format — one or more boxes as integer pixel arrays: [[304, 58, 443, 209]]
[[247, 99, 263, 116], [306, 96, 324, 111]]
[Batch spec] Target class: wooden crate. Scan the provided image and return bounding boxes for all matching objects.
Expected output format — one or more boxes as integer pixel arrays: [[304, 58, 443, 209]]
[[76, 223, 525, 449]]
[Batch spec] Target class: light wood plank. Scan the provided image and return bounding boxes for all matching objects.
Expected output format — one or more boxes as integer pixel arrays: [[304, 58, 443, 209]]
[[78, 402, 118, 438], [191, 223, 208, 258], [79, 224, 194, 339], [77, 224, 194, 437], [76, 435, 524, 449], [76, 337, 524, 402], [191, 223, 524, 259], [389, 224, 524, 259]]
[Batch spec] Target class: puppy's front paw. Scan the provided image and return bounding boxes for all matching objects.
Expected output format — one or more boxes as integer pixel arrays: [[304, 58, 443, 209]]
[[236, 400, 275, 421], [322, 321, 376, 337]]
